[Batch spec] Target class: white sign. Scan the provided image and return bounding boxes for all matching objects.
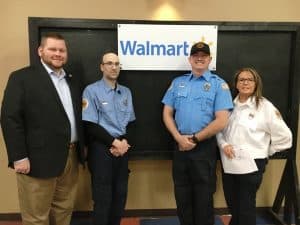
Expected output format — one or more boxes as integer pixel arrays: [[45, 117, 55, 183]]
[[118, 24, 218, 71]]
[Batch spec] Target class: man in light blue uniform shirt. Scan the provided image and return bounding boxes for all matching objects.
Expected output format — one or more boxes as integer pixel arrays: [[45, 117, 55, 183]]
[[162, 42, 233, 225], [82, 52, 135, 225]]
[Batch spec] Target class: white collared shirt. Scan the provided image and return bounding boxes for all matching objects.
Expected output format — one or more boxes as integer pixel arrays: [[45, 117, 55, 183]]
[[217, 96, 292, 158], [41, 60, 78, 142]]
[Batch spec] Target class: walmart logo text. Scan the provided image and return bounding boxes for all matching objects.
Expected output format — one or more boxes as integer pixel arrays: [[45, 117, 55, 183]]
[[120, 41, 189, 56]]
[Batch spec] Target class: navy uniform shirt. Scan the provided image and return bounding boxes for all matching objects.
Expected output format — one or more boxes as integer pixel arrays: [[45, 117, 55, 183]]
[[82, 78, 135, 138], [162, 70, 233, 135]]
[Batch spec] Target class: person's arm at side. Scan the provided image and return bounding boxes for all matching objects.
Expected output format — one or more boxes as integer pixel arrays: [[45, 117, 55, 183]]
[[266, 103, 293, 156], [194, 78, 233, 142], [194, 110, 230, 142], [0, 71, 30, 173], [118, 88, 136, 150], [84, 121, 115, 146], [13, 159, 30, 174], [163, 105, 195, 151], [122, 121, 136, 144], [112, 120, 136, 156], [216, 130, 228, 148], [111, 88, 136, 156], [216, 130, 235, 159]]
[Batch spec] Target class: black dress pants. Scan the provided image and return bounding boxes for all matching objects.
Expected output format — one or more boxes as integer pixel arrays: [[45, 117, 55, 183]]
[[222, 158, 268, 225], [88, 141, 129, 225], [172, 138, 217, 225]]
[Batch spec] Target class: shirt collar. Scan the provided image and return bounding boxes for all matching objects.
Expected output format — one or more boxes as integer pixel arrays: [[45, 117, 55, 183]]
[[189, 70, 211, 81], [234, 95, 256, 109], [41, 60, 66, 78], [100, 78, 121, 94]]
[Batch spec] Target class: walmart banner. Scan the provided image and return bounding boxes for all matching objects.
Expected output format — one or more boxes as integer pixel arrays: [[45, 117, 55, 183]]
[[118, 24, 218, 71]]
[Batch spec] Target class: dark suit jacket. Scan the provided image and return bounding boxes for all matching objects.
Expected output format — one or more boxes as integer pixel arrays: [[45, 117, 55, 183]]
[[0, 62, 85, 178]]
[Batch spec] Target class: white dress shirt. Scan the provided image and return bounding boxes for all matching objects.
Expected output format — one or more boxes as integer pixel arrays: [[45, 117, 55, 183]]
[[41, 60, 78, 142], [217, 96, 292, 159]]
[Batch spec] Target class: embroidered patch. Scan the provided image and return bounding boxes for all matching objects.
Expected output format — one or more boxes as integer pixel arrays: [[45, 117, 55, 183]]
[[203, 82, 211, 91], [248, 113, 255, 120], [82, 98, 89, 110], [275, 110, 282, 120], [123, 98, 128, 107], [167, 83, 173, 91], [221, 82, 229, 90]]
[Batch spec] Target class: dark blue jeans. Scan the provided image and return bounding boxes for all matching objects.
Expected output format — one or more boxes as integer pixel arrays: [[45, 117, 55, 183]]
[[87, 141, 129, 225]]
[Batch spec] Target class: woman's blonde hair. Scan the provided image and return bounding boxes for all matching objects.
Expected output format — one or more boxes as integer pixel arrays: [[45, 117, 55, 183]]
[[234, 67, 263, 108]]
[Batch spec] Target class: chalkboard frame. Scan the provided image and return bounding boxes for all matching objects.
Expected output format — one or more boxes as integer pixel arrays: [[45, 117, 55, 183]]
[[28, 17, 300, 160]]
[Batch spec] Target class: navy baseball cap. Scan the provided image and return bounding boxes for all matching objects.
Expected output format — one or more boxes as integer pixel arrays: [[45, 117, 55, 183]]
[[190, 42, 210, 56]]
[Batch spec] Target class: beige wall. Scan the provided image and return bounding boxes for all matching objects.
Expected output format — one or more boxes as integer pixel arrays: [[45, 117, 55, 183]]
[[0, 0, 300, 213]]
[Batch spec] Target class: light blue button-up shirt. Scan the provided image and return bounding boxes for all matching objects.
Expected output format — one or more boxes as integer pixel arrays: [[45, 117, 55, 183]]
[[41, 60, 78, 142], [162, 70, 233, 135], [82, 78, 136, 138]]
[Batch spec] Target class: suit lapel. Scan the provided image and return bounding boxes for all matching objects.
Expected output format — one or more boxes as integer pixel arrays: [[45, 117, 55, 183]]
[[36, 63, 70, 119]]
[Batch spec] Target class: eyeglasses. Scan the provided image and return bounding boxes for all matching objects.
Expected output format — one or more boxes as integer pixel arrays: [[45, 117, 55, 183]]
[[102, 61, 121, 67], [238, 78, 255, 83]]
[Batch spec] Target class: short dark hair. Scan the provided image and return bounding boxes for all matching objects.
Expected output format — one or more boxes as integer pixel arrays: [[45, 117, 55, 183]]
[[39, 32, 66, 47], [101, 51, 118, 63]]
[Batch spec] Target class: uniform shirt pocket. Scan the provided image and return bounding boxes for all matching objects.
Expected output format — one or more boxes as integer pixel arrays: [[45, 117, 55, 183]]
[[117, 97, 132, 126], [174, 87, 188, 110], [193, 93, 214, 114], [238, 114, 257, 131], [100, 100, 112, 112], [99, 99, 114, 124]]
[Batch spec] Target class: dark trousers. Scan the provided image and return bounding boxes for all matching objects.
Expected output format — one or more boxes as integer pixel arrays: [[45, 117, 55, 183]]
[[172, 138, 217, 225], [222, 159, 268, 225], [87, 141, 129, 225]]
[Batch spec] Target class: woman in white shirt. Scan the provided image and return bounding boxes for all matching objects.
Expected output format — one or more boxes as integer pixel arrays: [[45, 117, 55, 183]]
[[217, 67, 292, 225]]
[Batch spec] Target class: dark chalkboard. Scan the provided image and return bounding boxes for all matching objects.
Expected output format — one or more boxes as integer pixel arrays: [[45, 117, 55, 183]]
[[28, 18, 300, 159]]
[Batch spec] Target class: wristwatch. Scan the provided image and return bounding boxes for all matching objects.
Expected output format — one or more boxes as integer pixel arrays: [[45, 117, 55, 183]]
[[192, 133, 199, 143]]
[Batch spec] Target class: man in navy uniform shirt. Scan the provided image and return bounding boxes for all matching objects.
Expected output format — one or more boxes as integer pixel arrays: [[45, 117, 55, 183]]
[[162, 42, 233, 225], [82, 52, 135, 225]]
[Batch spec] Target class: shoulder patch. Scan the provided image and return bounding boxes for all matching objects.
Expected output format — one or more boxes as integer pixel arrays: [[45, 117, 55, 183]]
[[167, 83, 173, 91], [82, 98, 89, 110], [275, 110, 282, 120], [221, 82, 229, 90]]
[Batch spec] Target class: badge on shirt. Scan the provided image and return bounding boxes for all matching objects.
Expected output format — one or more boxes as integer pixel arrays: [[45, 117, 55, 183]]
[[123, 98, 128, 107], [203, 82, 211, 91], [82, 98, 89, 111], [221, 82, 229, 90], [248, 113, 255, 120], [179, 82, 185, 88]]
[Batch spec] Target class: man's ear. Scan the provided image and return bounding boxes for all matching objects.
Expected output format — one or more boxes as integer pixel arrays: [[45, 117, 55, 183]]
[[37, 46, 42, 57]]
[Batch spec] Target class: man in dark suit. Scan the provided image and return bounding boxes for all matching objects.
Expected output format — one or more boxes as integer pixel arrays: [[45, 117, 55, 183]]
[[0, 32, 85, 225]]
